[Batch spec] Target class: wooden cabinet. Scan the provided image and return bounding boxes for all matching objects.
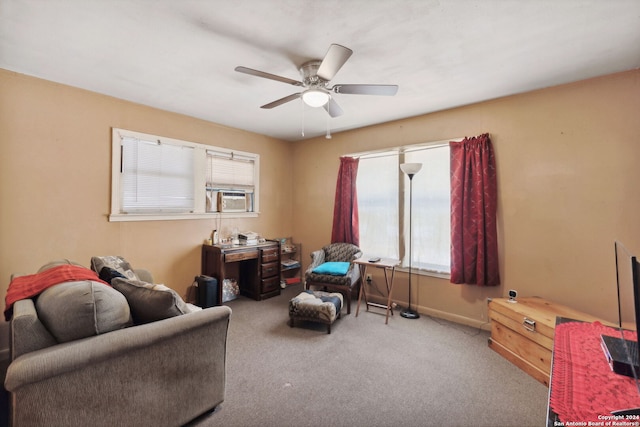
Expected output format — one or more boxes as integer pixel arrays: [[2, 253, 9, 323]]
[[280, 239, 302, 287], [488, 296, 608, 386], [201, 241, 281, 302]]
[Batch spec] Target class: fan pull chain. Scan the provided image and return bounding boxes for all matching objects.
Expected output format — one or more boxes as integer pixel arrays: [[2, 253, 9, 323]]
[[325, 97, 332, 139], [301, 99, 305, 137]]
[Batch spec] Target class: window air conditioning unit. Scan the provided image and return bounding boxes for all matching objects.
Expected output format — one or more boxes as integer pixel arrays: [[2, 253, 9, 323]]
[[218, 191, 247, 213]]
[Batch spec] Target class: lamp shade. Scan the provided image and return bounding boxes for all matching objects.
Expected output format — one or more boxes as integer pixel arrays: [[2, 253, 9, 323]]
[[400, 163, 422, 176], [302, 89, 330, 107]]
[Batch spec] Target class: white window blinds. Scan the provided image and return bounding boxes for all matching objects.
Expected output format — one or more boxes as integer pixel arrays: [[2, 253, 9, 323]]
[[206, 150, 255, 189], [356, 143, 451, 274], [121, 137, 195, 213], [357, 152, 400, 260]]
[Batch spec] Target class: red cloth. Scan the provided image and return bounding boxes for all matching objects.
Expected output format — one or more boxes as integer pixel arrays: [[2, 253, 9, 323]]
[[4, 265, 109, 321], [550, 321, 640, 423]]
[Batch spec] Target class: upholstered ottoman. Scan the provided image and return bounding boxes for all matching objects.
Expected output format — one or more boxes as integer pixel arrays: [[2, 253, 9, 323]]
[[289, 290, 343, 334]]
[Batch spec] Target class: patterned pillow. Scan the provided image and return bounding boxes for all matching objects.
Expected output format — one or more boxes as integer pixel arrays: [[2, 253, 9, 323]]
[[90, 256, 139, 281]]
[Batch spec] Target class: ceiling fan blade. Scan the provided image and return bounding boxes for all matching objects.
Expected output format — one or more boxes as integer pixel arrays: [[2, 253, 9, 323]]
[[323, 98, 344, 118], [235, 66, 303, 86], [317, 44, 353, 81], [260, 93, 301, 109], [332, 84, 399, 96]]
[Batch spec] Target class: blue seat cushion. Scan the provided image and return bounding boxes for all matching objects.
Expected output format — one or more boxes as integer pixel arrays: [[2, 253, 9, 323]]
[[312, 262, 350, 276]]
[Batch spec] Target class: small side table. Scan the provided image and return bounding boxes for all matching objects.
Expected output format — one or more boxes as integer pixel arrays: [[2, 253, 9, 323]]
[[354, 257, 400, 324]]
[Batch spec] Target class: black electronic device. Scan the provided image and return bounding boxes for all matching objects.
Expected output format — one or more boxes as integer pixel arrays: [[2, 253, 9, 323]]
[[601, 241, 640, 415], [368, 257, 381, 263]]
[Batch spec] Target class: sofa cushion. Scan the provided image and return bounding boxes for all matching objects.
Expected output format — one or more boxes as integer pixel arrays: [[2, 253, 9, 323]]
[[90, 256, 139, 280], [36, 280, 132, 343], [37, 259, 85, 273], [111, 278, 197, 324]]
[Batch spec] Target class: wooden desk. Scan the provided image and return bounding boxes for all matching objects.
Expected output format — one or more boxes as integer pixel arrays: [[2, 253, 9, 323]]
[[201, 241, 281, 302], [354, 257, 400, 324]]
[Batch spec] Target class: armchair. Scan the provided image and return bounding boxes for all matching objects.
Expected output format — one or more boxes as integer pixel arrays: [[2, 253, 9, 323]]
[[304, 243, 362, 314]]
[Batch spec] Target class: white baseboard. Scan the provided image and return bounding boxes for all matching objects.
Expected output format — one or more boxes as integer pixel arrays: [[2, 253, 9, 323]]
[[417, 305, 491, 331], [364, 294, 491, 331]]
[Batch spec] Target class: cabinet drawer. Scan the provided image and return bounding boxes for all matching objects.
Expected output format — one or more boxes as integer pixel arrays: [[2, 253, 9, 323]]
[[489, 308, 554, 350], [262, 262, 279, 278], [262, 276, 280, 293], [490, 319, 552, 375], [225, 250, 258, 263], [261, 248, 279, 262]]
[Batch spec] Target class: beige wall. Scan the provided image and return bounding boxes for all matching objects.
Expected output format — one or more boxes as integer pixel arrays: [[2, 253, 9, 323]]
[[292, 69, 640, 327], [0, 69, 294, 351], [2, 68, 639, 353]]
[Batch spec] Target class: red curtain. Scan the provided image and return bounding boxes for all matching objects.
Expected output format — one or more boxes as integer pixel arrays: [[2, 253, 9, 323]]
[[331, 157, 360, 245], [450, 134, 500, 286]]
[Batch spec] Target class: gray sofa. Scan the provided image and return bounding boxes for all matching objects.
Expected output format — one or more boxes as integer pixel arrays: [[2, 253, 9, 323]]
[[4, 261, 232, 427]]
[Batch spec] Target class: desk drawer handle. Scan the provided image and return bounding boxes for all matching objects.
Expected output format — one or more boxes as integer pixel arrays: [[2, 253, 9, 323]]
[[522, 318, 536, 332]]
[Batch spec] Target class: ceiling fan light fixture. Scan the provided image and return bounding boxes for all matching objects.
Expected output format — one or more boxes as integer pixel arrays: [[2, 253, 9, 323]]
[[302, 89, 330, 107]]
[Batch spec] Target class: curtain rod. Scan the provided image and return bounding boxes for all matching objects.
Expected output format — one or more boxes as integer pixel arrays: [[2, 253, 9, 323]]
[[345, 137, 465, 159]]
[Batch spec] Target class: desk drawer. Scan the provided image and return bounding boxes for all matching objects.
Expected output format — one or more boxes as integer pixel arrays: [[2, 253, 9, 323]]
[[225, 250, 258, 263], [261, 247, 279, 263], [262, 276, 280, 293], [262, 262, 279, 278]]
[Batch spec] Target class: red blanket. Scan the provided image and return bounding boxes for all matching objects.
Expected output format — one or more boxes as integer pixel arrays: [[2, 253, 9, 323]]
[[550, 321, 640, 423], [4, 265, 109, 321]]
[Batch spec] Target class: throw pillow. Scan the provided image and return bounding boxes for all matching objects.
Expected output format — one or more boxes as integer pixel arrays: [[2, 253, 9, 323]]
[[90, 256, 139, 281], [111, 278, 195, 324], [312, 261, 350, 276], [36, 280, 132, 343]]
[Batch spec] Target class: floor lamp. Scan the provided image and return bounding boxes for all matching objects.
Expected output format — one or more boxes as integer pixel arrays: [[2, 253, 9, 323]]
[[400, 162, 422, 319]]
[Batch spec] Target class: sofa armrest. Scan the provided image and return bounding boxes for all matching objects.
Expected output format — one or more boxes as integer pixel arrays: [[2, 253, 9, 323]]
[[10, 299, 57, 360], [134, 268, 153, 283], [5, 305, 232, 426]]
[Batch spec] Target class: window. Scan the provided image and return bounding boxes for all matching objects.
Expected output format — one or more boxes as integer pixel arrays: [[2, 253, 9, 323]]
[[206, 149, 257, 213], [110, 128, 259, 221], [356, 142, 452, 275], [121, 137, 195, 213]]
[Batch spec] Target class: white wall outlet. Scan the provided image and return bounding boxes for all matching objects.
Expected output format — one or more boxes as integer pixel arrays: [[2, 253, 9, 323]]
[[366, 274, 372, 282]]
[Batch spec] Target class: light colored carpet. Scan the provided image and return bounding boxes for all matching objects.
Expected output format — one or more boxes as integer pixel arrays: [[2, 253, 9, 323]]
[[193, 285, 547, 427]]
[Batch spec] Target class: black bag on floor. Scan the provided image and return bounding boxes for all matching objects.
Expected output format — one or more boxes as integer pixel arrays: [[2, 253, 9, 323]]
[[195, 275, 219, 308]]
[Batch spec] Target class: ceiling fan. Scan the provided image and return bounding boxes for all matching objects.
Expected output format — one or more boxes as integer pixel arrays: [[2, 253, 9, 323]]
[[235, 44, 398, 118]]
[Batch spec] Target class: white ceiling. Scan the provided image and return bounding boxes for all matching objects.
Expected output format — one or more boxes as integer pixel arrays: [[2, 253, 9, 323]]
[[1, 0, 639, 141]]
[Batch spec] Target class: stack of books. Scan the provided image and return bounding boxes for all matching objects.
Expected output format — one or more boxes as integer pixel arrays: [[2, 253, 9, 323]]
[[238, 231, 258, 245]]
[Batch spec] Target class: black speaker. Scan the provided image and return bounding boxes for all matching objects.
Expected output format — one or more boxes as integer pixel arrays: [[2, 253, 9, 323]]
[[195, 275, 219, 308]]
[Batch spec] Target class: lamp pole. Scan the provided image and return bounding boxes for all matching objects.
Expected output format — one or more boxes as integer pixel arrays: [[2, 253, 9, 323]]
[[400, 163, 422, 319]]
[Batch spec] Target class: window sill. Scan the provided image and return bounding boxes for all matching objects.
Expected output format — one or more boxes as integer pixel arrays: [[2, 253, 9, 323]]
[[395, 266, 451, 280], [108, 212, 259, 222]]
